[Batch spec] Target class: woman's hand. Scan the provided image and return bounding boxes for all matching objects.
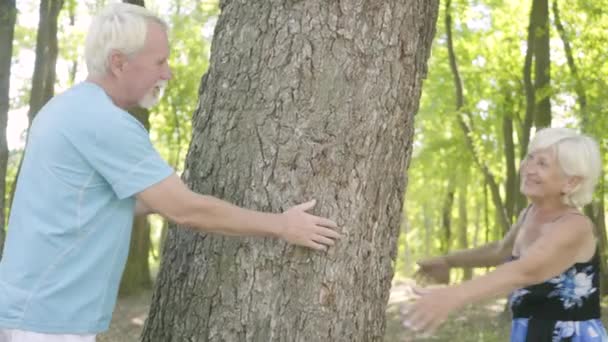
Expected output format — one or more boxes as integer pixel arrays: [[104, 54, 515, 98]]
[[415, 257, 450, 284], [402, 286, 465, 334]]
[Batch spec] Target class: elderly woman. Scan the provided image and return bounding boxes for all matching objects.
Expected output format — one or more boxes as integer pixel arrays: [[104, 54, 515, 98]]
[[406, 127, 607, 341]]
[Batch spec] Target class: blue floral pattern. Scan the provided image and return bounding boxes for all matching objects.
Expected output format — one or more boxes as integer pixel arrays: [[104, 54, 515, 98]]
[[548, 265, 596, 310], [509, 252, 607, 341], [509, 288, 531, 308], [552, 321, 576, 341], [511, 319, 608, 341]]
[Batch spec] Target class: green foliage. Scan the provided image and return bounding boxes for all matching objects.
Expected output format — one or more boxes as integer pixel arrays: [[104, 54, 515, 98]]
[[398, 0, 608, 277], [149, 0, 219, 171]]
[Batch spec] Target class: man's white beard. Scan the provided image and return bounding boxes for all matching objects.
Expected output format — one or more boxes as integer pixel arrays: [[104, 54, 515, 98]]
[[138, 80, 167, 109]]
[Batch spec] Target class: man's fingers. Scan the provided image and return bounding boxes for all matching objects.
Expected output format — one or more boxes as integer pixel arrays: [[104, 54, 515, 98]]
[[315, 226, 341, 239], [312, 235, 335, 246], [292, 199, 316, 212], [315, 217, 338, 229], [307, 240, 327, 251]]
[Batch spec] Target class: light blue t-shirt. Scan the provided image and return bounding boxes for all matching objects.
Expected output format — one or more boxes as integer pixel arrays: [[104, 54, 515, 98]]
[[0, 82, 174, 333]]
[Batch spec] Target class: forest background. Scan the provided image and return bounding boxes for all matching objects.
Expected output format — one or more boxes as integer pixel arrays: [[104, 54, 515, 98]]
[[1, 0, 607, 341]]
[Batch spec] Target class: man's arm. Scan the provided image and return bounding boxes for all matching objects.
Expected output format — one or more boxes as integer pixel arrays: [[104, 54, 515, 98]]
[[136, 174, 340, 250], [135, 199, 154, 216]]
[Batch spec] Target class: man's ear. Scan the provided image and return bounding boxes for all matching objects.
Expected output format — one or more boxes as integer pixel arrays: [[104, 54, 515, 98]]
[[108, 50, 127, 76]]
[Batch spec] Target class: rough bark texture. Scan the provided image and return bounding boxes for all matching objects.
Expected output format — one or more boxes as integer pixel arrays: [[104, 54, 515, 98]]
[[142, 1, 438, 341], [0, 0, 16, 259], [27, 0, 63, 123]]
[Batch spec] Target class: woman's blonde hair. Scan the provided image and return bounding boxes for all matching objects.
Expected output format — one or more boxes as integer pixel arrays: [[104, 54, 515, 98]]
[[528, 127, 602, 207]]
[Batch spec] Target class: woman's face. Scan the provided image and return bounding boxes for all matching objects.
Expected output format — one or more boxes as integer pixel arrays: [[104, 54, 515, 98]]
[[520, 147, 569, 201]]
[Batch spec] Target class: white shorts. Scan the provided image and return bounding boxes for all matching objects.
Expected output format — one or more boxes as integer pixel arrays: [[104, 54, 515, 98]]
[[0, 329, 96, 342]]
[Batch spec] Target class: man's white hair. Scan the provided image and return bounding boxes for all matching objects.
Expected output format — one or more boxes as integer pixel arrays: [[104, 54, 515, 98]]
[[528, 127, 602, 208], [85, 3, 168, 77]]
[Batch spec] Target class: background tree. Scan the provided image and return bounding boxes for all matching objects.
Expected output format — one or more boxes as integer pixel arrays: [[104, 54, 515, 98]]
[[27, 0, 64, 124], [117, 0, 154, 298], [142, 1, 439, 341], [8, 0, 64, 212], [0, 0, 17, 259]]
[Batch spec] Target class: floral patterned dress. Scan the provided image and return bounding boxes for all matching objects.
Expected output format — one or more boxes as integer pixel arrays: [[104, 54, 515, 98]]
[[509, 252, 608, 341]]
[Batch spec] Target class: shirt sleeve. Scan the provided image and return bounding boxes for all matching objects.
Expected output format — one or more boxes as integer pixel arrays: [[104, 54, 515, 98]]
[[73, 110, 175, 199]]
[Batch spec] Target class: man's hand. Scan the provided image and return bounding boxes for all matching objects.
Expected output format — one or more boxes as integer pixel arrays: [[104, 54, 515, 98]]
[[415, 257, 450, 284], [280, 200, 340, 251]]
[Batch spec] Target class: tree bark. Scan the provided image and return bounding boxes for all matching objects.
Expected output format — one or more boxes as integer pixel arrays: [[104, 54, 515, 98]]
[[119, 216, 152, 296], [142, 1, 439, 341], [8, 0, 64, 214], [521, 0, 538, 159], [458, 176, 472, 280], [0, 0, 17, 259], [552, 0, 586, 119], [27, 0, 64, 124], [533, 0, 551, 128]]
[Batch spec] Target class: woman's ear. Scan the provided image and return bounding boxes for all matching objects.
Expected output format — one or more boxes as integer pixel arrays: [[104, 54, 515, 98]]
[[563, 176, 582, 194]]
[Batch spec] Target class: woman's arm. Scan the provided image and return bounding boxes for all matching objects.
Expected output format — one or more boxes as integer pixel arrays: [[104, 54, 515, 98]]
[[416, 207, 528, 283], [405, 213, 592, 333]]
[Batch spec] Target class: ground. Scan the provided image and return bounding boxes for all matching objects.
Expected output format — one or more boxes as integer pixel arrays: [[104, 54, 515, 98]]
[[98, 279, 514, 341]]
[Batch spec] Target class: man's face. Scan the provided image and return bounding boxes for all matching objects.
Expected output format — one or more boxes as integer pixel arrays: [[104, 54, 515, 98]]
[[138, 79, 167, 109], [119, 21, 172, 109]]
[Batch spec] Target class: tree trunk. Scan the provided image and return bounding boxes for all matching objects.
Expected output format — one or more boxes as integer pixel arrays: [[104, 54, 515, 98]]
[[458, 176, 472, 280], [8, 0, 63, 213], [0, 0, 17, 259], [66, 0, 78, 86], [503, 115, 517, 221], [117, 0, 154, 297], [521, 0, 538, 159], [119, 216, 152, 296], [27, 0, 64, 124], [441, 178, 455, 254], [532, 0, 551, 128], [522, 0, 552, 141], [142, 1, 439, 341], [445, 0, 510, 234], [552, 0, 586, 120], [424, 203, 432, 255]]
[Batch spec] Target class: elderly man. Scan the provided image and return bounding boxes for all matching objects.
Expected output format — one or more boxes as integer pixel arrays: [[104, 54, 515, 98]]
[[0, 3, 339, 341]]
